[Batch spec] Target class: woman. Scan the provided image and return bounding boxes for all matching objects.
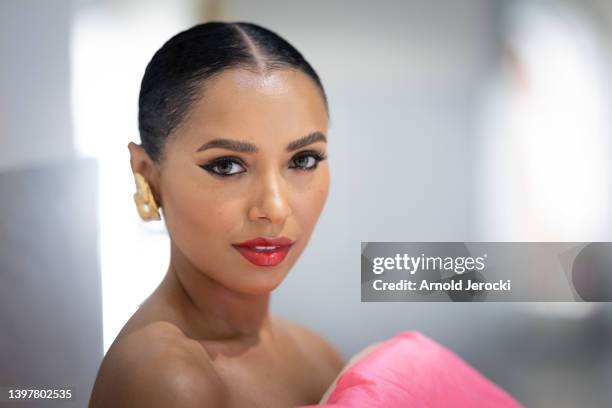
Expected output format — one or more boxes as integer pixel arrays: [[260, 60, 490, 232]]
[[89, 21, 344, 407]]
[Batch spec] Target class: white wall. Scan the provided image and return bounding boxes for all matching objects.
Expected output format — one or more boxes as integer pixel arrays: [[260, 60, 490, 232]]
[[0, 0, 74, 171]]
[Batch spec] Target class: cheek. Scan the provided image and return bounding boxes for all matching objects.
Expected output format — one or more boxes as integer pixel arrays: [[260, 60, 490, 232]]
[[161, 171, 243, 252], [188, 199, 239, 240], [292, 171, 330, 230]]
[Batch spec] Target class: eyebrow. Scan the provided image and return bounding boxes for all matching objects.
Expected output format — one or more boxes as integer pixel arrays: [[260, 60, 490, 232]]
[[195, 131, 327, 154]]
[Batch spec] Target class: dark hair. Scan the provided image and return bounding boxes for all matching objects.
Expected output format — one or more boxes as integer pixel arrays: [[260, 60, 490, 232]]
[[138, 21, 328, 163]]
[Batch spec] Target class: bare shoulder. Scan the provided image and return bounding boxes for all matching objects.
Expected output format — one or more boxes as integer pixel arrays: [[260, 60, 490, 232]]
[[89, 321, 228, 408], [275, 316, 344, 373]]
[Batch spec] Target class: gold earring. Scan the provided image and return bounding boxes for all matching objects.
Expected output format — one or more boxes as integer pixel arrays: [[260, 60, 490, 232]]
[[133, 172, 161, 221]]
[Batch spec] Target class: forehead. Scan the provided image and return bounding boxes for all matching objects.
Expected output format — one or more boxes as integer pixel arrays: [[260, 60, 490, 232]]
[[176, 68, 328, 146]]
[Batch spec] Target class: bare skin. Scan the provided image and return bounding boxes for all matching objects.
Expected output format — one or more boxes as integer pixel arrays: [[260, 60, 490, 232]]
[[89, 68, 344, 407]]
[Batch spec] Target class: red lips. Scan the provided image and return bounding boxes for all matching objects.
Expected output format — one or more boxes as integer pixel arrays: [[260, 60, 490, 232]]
[[232, 236, 295, 267]]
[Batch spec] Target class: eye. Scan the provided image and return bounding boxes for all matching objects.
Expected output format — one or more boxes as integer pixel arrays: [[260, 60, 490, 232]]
[[289, 150, 327, 171], [200, 157, 246, 177]]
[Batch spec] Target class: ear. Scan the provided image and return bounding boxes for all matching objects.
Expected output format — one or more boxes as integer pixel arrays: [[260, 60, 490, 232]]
[[127, 142, 163, 207]]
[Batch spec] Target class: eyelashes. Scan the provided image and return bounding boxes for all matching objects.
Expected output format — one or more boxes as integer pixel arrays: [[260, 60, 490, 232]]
[[200, 150, 327, 178]]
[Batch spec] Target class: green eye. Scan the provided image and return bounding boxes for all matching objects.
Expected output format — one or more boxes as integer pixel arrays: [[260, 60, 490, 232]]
[[294, 155, 315, 168], [290, 151, 327, 171], [201, 158, 246, 177]]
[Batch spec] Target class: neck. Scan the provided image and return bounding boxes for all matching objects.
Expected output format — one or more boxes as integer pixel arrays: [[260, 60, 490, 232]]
[[159, 240, 272, 342]]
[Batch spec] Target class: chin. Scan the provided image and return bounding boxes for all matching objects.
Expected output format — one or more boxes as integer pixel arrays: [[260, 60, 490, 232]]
[[233, 268, 289, 295]]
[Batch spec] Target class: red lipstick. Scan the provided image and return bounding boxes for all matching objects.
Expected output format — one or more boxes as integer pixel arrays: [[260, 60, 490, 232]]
[[232, 237, 295, 267]]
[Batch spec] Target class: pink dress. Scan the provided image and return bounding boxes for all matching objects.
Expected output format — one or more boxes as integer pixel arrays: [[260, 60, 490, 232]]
[[300, 331, 523, 408]]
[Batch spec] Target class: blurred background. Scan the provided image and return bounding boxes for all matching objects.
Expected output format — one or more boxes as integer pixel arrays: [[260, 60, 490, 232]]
[[1, 0, 612, 406]]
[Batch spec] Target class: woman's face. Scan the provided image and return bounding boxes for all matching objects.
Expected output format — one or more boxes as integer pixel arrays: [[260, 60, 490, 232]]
[[157, 68, 329, 295]]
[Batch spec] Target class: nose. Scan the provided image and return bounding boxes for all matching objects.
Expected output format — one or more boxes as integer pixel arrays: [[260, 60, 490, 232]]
[[248, 168, 292, 226]]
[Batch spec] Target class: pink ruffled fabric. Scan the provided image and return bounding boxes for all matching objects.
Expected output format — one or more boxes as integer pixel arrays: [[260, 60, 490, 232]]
[[299, 331, 523, 408]]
